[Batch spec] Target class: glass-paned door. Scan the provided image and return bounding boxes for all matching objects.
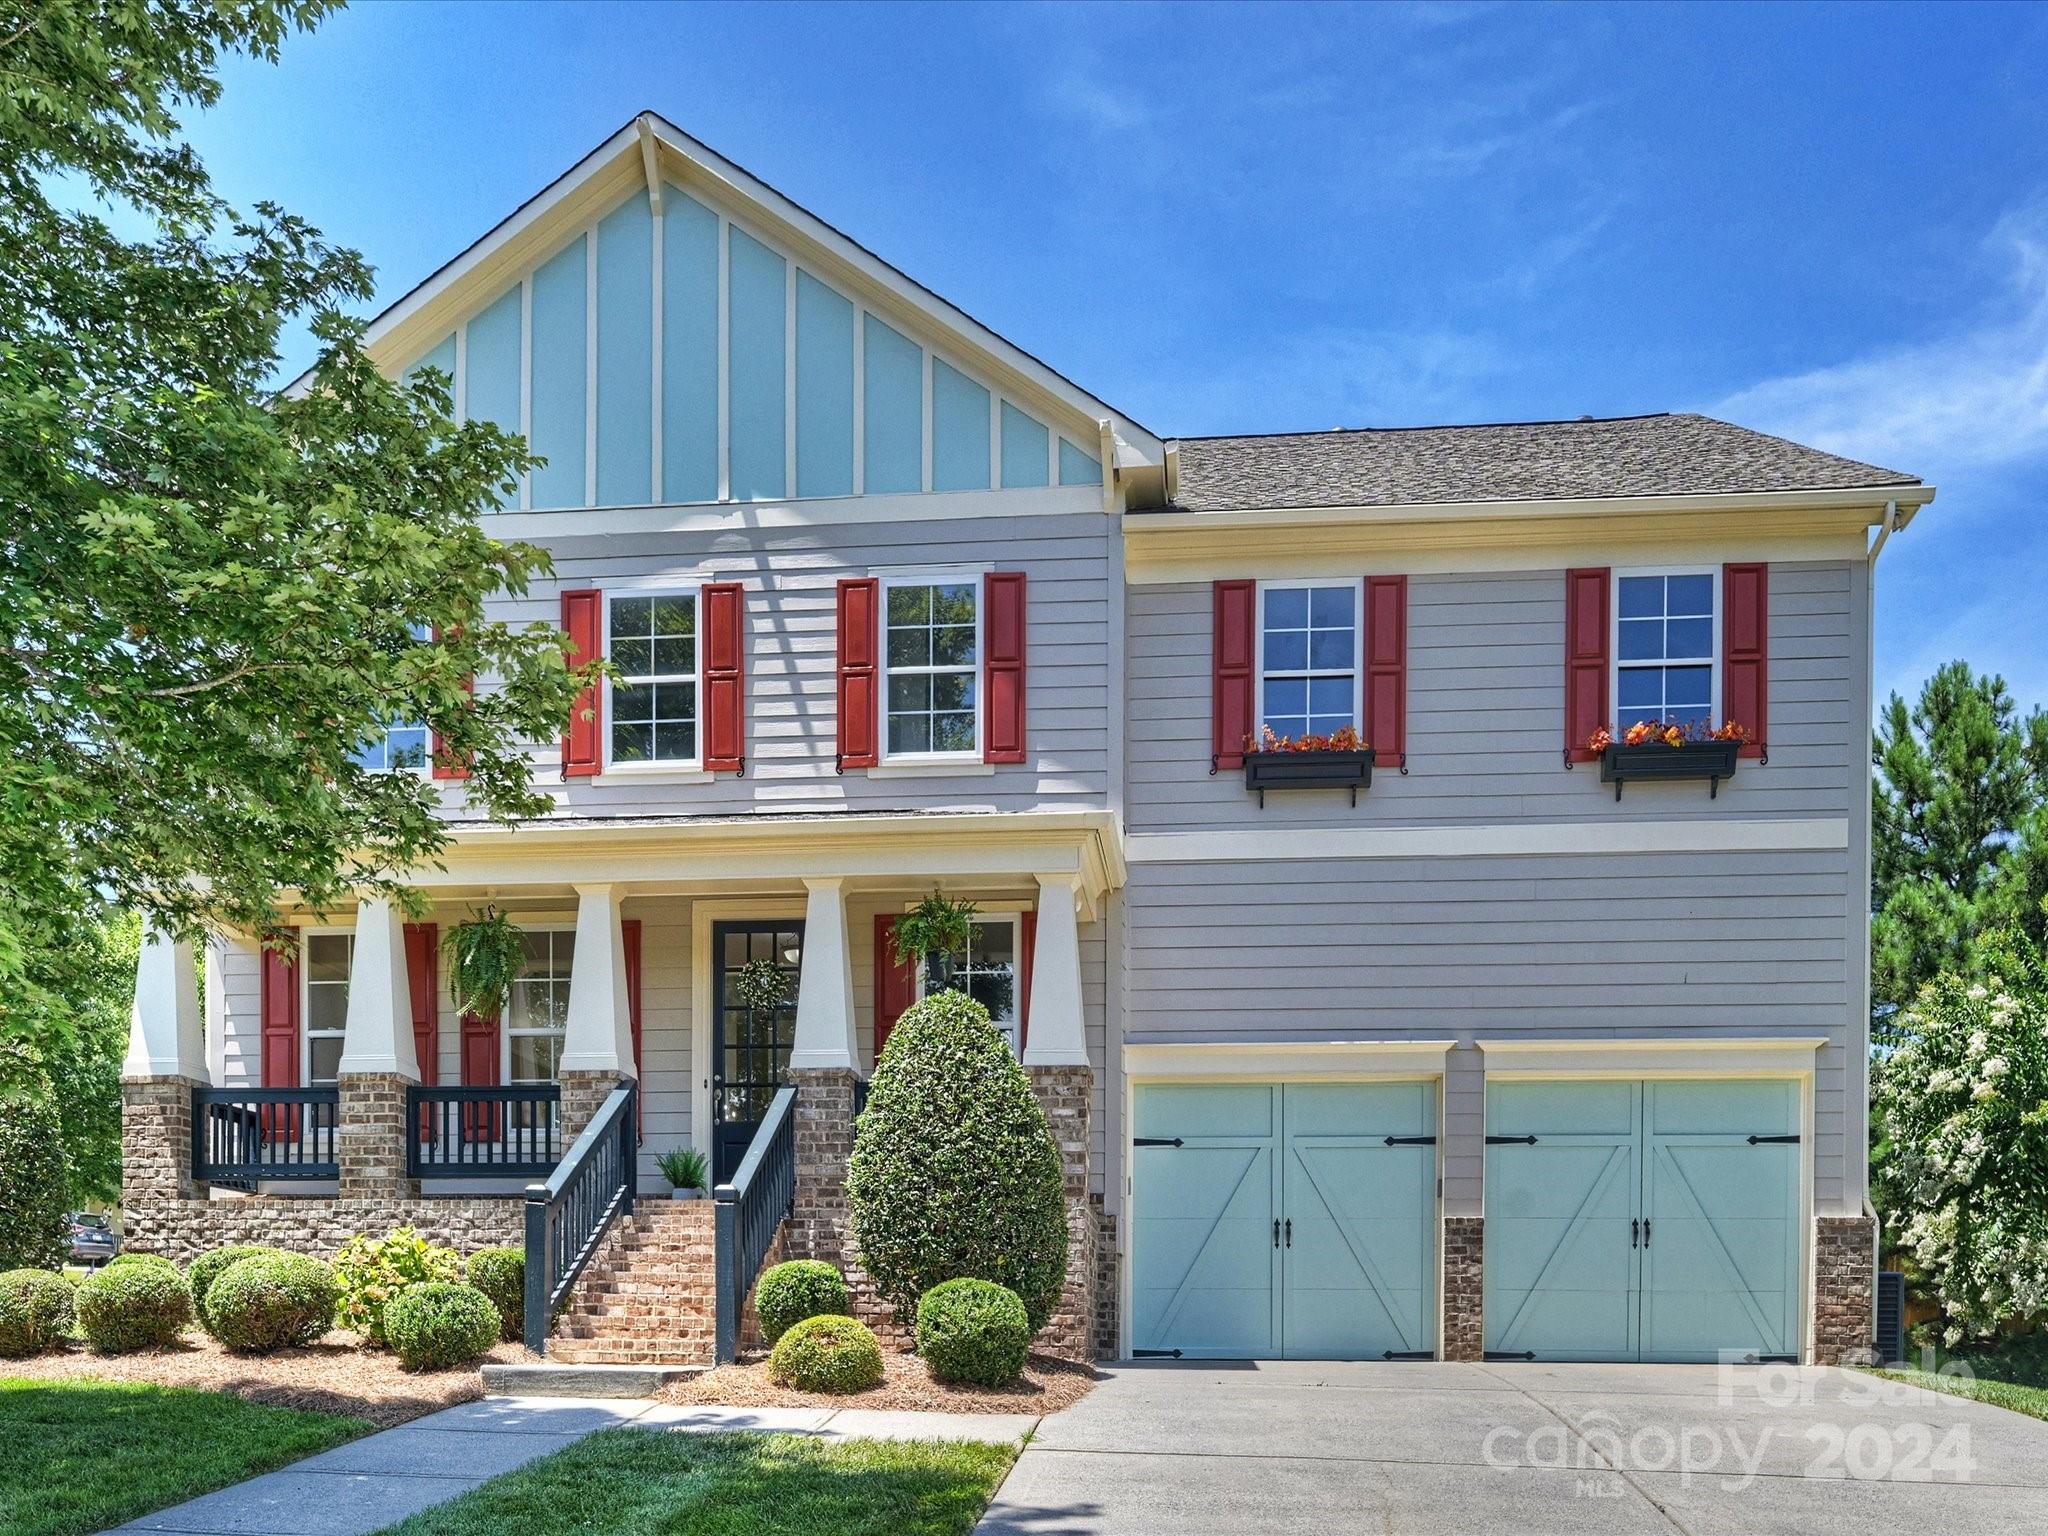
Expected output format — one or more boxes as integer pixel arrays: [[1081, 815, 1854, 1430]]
[[711, 921, 804, 1184]]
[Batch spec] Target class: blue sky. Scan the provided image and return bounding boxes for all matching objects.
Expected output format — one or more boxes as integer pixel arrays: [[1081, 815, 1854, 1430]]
[[193, 0, 2048, 715]]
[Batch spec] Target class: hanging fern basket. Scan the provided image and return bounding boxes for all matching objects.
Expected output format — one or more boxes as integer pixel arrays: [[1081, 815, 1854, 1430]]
[[443, 907, 528, 1022]]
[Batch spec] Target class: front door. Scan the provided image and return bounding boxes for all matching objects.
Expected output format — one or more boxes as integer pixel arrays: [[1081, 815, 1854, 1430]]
[[710, 920, 804, 1184]]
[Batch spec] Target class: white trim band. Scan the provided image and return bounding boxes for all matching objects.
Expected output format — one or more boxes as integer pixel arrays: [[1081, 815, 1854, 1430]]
[[1126, 817, 1849, 865], [1124, 1039, 1457, 1080]]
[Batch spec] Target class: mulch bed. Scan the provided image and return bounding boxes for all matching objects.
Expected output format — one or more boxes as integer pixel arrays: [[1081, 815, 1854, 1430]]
[[659, 1348, 1098, 1414], [4, 1329, 530, 1429]]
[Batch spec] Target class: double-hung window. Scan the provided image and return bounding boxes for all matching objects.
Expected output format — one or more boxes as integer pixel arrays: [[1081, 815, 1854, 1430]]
[[507, 929, 572, 1083], [608, 591, 698, 767], [303, 932, 352, 1085], [350, 624, 431, 771], [1257, 581, 1360, 741], [882, 576, 979, 759], [916, 914, 1022, 1054], [1615, 571, 1717, 729]]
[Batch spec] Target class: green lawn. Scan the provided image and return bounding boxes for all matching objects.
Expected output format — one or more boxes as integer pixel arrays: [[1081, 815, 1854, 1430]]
[[1867, 1365, 2048, 1424], [0, 1378, 370, 1536], [376, 1428, 1018, 1536]]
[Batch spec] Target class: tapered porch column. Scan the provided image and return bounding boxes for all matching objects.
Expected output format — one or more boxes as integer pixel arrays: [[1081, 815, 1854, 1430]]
[[121, 926, 208, 1220], [337, 897, 419, 1198], [559, 883, 634, 1141], [1022, 874, 1099, 1359], [786, 878, 865, 1286]]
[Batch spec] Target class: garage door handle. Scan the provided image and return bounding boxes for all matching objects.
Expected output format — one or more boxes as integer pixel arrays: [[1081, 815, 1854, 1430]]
[[1284, 1218, 1292, 1248], [1642, 1219, 1651, 1246], [1631, 1218, 1639, 1249], [1272, 1218, 1281, 1249], [1747, 1134, 1800, 1145], [1134, 1137, 1184, 1148], [1487, 1134, 1538, 1145]]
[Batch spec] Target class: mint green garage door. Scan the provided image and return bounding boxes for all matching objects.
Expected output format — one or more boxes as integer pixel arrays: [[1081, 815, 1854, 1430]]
[[1484, 1080, 1802, 1363], [1130, 1082, 1437, 1360]]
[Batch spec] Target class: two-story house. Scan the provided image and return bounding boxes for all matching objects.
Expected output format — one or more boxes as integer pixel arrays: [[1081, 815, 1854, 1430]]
[[120, 112, 1930, 1371]]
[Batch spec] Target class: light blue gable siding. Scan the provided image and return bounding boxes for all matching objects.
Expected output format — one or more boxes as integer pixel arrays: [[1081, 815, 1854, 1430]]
[[528, 236, 587, 510], [661, 188, 719, 504], [727, 227, 787, 501], [862, 313, 922, 494], [1001, 401, 1049, 489], [1059, 437, 1102, 486], [932, 358, 990, 492], [595, 192, 653, 507], [795, 271, 854, 498], [464, 287, 521, 435]]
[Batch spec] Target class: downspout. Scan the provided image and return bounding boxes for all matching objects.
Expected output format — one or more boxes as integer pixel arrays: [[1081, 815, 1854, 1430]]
[[1860, 497, 1898, 1347], [1866, 499, 1901, 565]]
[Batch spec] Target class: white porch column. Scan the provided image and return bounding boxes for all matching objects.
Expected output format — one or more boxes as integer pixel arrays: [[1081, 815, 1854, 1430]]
[[122, 925, 206, 1082], [560, 883, 633, 1076], [336, 897, 419, 1078], [789, 877, 858, 1071], [1021, 874, 1089, 1068]]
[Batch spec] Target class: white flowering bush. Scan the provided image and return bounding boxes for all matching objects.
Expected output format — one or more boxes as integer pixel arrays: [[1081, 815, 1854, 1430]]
[[1874, 933, 2048, 1342]]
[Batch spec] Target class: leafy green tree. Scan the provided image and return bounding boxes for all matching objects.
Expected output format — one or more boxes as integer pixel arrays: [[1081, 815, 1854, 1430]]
[[0, 1043, 69, 1271], [0, 1, 588, 1007], [28, 909, 140, 1205], [1872, 662, 2048, 1035]]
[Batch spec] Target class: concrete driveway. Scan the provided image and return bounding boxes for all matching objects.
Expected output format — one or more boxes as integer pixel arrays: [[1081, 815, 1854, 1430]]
[[976, 1361, 2048, 1535]]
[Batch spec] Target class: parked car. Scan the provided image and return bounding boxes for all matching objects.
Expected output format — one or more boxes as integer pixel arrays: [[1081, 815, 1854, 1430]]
[[67, 1211, 118, 1268]]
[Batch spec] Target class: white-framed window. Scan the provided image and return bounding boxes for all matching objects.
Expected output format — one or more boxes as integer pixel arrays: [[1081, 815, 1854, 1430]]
[[1256, 579, 1361, 741], [881, 574, 980, 760], [915, 914, 1021, 1054], [607, 589, 699, 768], [350, 624, 431, 772], [507, 928, 573, 1083], [1614, 569, 1718, 729], [302, 931, 352, 1085]]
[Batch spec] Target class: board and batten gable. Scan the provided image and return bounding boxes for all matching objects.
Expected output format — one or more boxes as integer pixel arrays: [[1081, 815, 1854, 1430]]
[[1121, 527, 1875, 1219]]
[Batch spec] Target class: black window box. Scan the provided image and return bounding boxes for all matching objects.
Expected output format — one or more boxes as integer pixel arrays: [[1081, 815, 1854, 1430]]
[[1599, 740, 1741, 800], [1243, 748, 1376, 806]]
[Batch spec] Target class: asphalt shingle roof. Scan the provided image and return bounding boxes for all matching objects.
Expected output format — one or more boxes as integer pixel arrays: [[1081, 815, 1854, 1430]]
[[1164, 413, 1920, 513]]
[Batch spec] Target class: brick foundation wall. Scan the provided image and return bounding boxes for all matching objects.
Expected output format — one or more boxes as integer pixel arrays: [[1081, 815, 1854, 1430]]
[[337, 1073, 416, 1201], [1092, 1200, 1117, 1360], [1028, 1065, 1097, 1363], [122, 1195, 524, 1266], [1813, 1213, 1877, 1365], [1442, 1216, 1485, 1361]]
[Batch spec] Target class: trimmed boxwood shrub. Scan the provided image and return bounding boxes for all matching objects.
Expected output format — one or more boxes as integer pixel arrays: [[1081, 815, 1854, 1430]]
[[768, 1313, 884, 1394], [916, 1277, 1031, 1387], [383, 1281, 501, 1370], [75, 1254, 190, 1352], [204, 1253, 339, 1353], [0, 1268, 77, 1358], [334, 1227, 461, 1345], [466, 1247, 524, 1342], [188, 1245, 289, 1335], [847, 990, 1067, 1329], [754, 1260, 848, 1346]]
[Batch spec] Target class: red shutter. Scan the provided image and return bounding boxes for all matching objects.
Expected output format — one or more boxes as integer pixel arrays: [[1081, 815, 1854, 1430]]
[[403, 923, 438, 1085], [1723, 562, 1768, 759], [1363, 575, 1407, 765], [430, 626, 471, 781], [259, 936, 299, 1141], [873, 914, 915, 1058], [1564, 568, 1611, 762], [561, 588, 603, 777], [836, 578, 880, 770], [623, 917, 643, 1141], [702, 583, 746, 772], [459, 1008, 500, 1142], [1212, 580, 1256, 769], [1018, 910, 1037, 1054], [983, 571, 1027, 764]]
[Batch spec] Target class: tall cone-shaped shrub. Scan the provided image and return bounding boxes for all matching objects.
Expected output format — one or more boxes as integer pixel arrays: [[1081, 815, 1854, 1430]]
[[846, 991, 1068, 1331]]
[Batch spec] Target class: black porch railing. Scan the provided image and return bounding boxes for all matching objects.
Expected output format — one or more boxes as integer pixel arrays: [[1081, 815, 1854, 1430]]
[[522, 1083, 637, 1355], [714, 1083, 798, 1364], [192, 1086, 341, 1182], [407, 1085, 562, 1178]]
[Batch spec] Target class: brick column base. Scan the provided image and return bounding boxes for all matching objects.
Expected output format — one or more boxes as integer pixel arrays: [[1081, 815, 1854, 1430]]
[[122, 1076, 205, 1208], [338, 1073, 418, 1200], [1028, 1064, 1097, 1362], [787, 1068, 861, 1267], [559, 1069, 629, 1146], [1442, 1215, 1485, 1361], [1813, 1214, 1878, 1365]]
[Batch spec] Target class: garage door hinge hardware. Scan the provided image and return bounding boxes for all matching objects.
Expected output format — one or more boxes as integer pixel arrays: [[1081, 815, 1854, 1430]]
[[1752, 1353, 1798, 1365], [1747, 1134, 1800, 1145], [1134, 1137, 1184, 1148], [1383, 1350, 1434, 1361], [1485, 1351, 1537, 1362], [1384, 1135, 1437, 1146], [1486, 1134, 1539, 1145], [1133, 1348, 1184, 1359]]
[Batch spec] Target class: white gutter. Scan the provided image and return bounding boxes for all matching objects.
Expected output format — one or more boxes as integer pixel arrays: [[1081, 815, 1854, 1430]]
[[1867, 499, 1904, 565]]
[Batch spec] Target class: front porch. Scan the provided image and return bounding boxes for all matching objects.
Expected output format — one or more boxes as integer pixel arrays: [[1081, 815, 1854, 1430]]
[[120, 809, 1121, 1365]]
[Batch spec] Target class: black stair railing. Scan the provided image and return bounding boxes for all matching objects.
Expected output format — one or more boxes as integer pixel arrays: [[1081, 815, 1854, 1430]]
[[192, 1086, 340, 1183], [522, 1082, 637, 1355], [713, 1083, 798, 1364]]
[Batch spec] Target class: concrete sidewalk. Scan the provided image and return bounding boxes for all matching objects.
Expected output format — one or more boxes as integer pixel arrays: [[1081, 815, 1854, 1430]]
[[111, 1395, 1039, 1536]]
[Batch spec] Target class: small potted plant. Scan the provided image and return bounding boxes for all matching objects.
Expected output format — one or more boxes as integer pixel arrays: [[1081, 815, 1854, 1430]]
[[1240, 724, 1376, 805], [890, 890, 978, 993], [657, 1146, 709, 1200]]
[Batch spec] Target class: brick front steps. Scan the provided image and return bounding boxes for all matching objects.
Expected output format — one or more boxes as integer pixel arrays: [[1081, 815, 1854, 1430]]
[[548, 1201, 717, 1366]]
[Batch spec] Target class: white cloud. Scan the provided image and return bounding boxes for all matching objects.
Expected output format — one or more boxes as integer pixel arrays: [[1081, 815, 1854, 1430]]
[[1715, 205, 2048, 473]]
